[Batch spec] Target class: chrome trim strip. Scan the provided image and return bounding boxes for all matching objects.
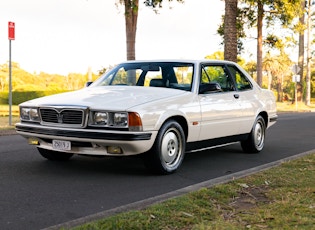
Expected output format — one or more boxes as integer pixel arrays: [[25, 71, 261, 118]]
[[16, 123, 151, 141]]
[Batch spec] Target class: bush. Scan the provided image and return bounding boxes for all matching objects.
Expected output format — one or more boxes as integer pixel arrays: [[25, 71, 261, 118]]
[[0, 92, 8, 104]]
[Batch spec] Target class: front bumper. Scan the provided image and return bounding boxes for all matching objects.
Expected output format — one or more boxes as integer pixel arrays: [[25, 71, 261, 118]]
[[16, 123, 157, 156]]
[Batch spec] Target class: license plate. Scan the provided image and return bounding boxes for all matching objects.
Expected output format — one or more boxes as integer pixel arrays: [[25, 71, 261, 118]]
[[52, 140, 71, 151]]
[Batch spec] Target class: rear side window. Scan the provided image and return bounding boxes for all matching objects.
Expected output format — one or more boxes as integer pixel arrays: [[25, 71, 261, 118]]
[[227, 65, 252, 91]]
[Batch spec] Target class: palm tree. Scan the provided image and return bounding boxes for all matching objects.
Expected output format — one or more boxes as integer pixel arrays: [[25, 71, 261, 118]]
[[119, 0, 184, 61], [123, 0, 139, 60], [224, 0, 238, 62], [256, 0, 263, 87]]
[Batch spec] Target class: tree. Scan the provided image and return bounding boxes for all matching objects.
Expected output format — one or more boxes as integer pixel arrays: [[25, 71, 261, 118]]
[[223, 0, 238, 62], [218, 1, 246, 61], [121, 0, 139, 60], [0, 61, 97, 92], [205, 50, 246, 67], [263, 34, 295, 101], [298, 1, 305, 102], [225, 0, 301, 87], [305, 0, 313, 105], [118, 0, 184, 61], [205, 51, 224, 60], [263, 52, 293, 101], [256, 0, 263, 87]]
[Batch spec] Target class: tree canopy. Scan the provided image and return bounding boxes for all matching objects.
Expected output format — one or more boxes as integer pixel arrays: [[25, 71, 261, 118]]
[[219, 0, 303, 87]]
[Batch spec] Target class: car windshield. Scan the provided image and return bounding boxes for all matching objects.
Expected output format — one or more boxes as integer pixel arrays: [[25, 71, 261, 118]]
[[90, 62, 194, 91]]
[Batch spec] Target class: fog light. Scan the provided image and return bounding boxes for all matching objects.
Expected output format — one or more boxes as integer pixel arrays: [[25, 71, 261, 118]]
[[28, 137, 39, 145], [107, 146, 123, 154]]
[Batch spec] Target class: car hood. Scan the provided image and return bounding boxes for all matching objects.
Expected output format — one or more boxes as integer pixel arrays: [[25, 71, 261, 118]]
[[21, 86, 187, 110]]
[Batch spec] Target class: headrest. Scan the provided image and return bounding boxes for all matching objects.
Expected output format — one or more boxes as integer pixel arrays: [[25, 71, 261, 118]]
[[150, 79, 165, 87]]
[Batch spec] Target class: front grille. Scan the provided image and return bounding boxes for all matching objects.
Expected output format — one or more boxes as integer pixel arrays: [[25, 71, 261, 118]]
[[40, 108, 85, 127]]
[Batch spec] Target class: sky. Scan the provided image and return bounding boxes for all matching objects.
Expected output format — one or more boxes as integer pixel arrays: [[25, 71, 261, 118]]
[[0, 0, 225, 75]]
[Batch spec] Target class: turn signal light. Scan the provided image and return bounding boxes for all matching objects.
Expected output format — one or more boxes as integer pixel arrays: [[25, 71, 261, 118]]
[[128, 112, 143, 131]]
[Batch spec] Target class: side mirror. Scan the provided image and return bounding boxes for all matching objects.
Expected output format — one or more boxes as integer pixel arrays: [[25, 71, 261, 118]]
[[199, 83, 222, 94], [85, 82, 93, 87]]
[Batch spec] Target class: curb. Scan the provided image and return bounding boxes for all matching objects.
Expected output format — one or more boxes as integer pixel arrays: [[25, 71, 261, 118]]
[[0, 129, 16, 136], [43, 149, 315, 230]]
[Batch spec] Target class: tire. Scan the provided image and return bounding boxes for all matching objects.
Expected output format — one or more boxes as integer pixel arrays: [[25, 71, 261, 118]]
[[241, 115, 266, 153], [37, 148, 74, 161], [143, 120, 186, 174]]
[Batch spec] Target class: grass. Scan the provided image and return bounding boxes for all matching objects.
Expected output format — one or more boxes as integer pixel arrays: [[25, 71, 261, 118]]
[[0, 104, 19, 115], [277, 101, 315, 112], [0, 116, 19, 130], [71, 153, 315, 230], [0, 104, 19, 130]]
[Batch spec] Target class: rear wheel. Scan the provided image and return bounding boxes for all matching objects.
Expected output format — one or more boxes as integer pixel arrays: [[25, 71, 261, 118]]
[[143, 120, 186, 174], [241, 115, 266, 153], [37, 148, 74, 161]]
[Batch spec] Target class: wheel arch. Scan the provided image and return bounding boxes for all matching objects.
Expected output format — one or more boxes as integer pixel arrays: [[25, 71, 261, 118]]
[[143, 115, 188, 174], [163, 115, 188, 141], [258, 111, 268, 127]]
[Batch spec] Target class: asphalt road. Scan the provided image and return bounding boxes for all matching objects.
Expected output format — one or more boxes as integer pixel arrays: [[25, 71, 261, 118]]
[[1, 113, 315, 230]]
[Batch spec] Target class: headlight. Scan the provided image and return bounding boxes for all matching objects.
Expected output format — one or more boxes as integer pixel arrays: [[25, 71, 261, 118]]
[[113, 112, 128, 127], [94, 112, 108, 125], [20, 107, 40, 122], [30, 108, 40, 121], [90, 111, 141, 130], [20, 108, 30, 120]]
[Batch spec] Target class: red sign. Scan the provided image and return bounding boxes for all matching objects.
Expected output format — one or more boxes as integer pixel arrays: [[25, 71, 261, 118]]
[[8, 22, 15, 40]]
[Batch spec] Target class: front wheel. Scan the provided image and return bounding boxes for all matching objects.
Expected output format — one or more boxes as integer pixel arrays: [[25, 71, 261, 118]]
[[241, 115, 266, 153], [37, 148, 74, 161], [143, 120, 186, 174]]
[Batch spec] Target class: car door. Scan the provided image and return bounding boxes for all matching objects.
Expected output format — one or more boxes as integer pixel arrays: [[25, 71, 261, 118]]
[[226, 64, 257, 134], [198, 64, 242, 141]]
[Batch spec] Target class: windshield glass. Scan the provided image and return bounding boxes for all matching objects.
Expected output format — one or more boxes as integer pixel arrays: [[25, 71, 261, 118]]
[[90, 62, 194, 91]]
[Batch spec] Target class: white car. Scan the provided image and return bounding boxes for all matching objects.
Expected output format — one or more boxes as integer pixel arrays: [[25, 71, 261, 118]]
[[16, 60, 277, 174]]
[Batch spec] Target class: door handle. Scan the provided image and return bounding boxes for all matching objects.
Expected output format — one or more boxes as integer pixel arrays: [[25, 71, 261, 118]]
[[234, 94, 239, 99]]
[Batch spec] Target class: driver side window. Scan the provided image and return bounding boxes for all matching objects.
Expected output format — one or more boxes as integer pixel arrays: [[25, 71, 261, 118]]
[[200, 65, 235, 92]]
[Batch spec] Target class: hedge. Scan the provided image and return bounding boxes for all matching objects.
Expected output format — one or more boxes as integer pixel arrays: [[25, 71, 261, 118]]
[[0, 90, 69, 105]]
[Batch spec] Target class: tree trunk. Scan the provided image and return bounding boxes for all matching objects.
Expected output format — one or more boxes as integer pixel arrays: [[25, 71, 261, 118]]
[[305, 0, 311, 105], [256, 0, 263, 87], [277, 81, 282, 102], [124, 0, 139, 60], [298, 0, 305, 99], [224, 0, 238, 62]]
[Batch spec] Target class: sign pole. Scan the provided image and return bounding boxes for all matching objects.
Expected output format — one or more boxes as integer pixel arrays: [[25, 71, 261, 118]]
[[291, 65, 300, 112], [9, 40, 12, 125], [295, 80, 298, 111], [8, 21, 15, 126]]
